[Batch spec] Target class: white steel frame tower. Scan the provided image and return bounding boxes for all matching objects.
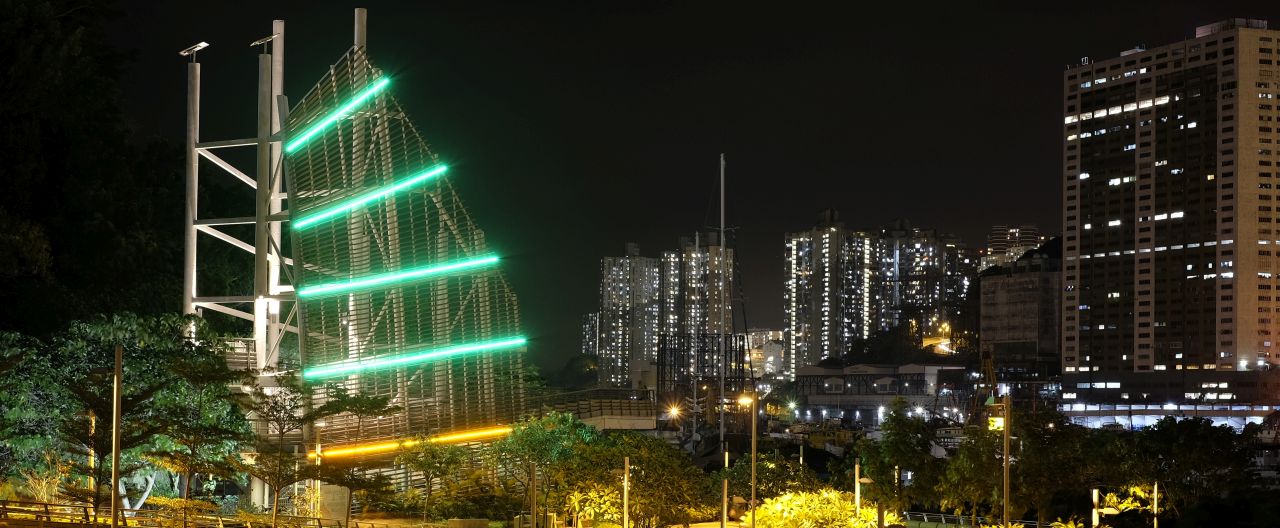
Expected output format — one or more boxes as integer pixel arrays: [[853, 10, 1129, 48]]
[[182, 20, 294, 377]]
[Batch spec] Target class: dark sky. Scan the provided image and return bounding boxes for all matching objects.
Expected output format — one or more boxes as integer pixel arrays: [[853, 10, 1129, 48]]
[[110, 1, 1275, 373]]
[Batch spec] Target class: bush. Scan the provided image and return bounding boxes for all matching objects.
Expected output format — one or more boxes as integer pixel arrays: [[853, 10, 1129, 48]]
[[742, 488, 900, 528]]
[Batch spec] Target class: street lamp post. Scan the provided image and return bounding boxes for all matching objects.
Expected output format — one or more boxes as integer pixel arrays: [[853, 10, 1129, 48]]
[[1002, 393, 1010, 528], [738, 393, 757, 528], [110, 344, 123, 528], [622, 456, 629, 528]]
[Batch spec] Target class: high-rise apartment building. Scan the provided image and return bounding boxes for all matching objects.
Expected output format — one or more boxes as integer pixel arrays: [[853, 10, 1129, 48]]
[[588, 236, 736, 388], [783, 214, 976, 375], [982, 225, 1046, 270], [877, 220, 977, 340], [595, 244, 661, 387], [784, 210, 875, 374], [1062, 18, 1280, 421], [581, 313, 601, 357], [673, 232, 735, 336]]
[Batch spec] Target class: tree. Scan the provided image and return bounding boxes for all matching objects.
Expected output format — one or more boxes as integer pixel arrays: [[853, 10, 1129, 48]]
[[0, 0, 191, 335], [1012, 410, 1088, 523], [554, 432, 708, 528], [233, 449, 317, 526], [147, 386, 250, 499], [937, 427, 1001, 525], [242, 373, 333, 522], [1130, 417, 1255, 516], [2, 314, 249, 518], [396, 439, 467, 519], [717, 452, 819, 503], [491, 411, 598, 518], [322, 385, 401, 437], [149, 327, 251, 500], [854, 398, 941, 513]]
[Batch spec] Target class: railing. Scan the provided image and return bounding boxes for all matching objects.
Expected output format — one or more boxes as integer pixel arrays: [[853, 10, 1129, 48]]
[[0, 500, 92, 524], [523, 388, 656, 420], [902, 512, 1050, 527], [0, 500, 348, 528]]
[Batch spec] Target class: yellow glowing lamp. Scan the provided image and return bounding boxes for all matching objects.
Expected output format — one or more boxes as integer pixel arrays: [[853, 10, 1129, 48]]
[[987, 416, 1005, 431]]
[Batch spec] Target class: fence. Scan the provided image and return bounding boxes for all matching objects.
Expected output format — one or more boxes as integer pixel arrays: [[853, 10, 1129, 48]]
[[0, 500, 387, 528]]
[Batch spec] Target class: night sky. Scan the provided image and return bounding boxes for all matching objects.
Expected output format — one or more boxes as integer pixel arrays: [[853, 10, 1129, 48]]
[[109, 1, 1274, 373]]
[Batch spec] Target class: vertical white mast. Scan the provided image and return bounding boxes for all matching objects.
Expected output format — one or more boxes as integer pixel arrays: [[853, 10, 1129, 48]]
[[718, 153, 726, 454]]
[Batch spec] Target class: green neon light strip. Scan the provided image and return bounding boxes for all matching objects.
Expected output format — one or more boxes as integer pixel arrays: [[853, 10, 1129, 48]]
[[293, 164, 449, 230], [285, 77, 391, 153], [303, 336, 528, 379], [297, 254, 499, 298]]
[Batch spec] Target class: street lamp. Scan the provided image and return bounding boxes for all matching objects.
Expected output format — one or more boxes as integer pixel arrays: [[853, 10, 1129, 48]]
[[737, 393, 757, 528]]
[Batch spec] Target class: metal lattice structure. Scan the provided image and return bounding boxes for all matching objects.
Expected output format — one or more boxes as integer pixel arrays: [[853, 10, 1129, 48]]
[[286, 47, 526, 447]]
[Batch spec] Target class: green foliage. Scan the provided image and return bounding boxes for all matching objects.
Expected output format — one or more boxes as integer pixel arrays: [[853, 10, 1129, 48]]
[[1131, 416, 1254, 515], [742, 488, 899, 528], [716, 452, 819, 503], [320, 384, 402, 437], [0, 0, 199, 335], [854, 397, 942, 512], [491, 410, 599, 517], [550, 431, 709, 528], [1011, 410, 1087, 523], [396, 438, 467, 508], [1, 314, 251, 513], [937, 426, 1001, 523]]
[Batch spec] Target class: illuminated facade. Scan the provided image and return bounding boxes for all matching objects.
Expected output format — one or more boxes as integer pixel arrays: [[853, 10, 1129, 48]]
[[594, 244, 661, 387], [784, 210, 876, 375], [588, 236, 736, 387], [876, 220, 976, 342], [1061, 18, 1280, 424], [981, 225, 1045, 270], [783, 214, 976, 373], [288, 48, 526, 448], [747, 329, 786, 392]]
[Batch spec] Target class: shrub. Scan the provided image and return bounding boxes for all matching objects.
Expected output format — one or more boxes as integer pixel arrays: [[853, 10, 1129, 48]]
[[741, 488, 900, 528]]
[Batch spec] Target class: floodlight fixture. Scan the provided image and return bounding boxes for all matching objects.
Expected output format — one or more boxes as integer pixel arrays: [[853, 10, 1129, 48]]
[[178, 42, 210, 61], [250, 34, 279, 47]]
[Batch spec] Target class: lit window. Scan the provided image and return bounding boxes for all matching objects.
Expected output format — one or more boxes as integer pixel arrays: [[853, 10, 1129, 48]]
[[1084, 223, 1092, 230], [1109, 219, 1122, 226]]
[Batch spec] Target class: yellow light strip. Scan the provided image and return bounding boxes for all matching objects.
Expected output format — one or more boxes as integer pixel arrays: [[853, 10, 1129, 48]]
[[307, 426, 512, 459], [428, 426, 512, 444]]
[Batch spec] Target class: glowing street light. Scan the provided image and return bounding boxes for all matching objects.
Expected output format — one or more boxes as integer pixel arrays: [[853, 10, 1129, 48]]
[[739, 392, 758, 528]]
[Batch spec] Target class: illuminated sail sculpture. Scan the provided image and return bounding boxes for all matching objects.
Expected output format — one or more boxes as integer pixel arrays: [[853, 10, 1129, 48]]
[[286, 48, 525, 448]]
